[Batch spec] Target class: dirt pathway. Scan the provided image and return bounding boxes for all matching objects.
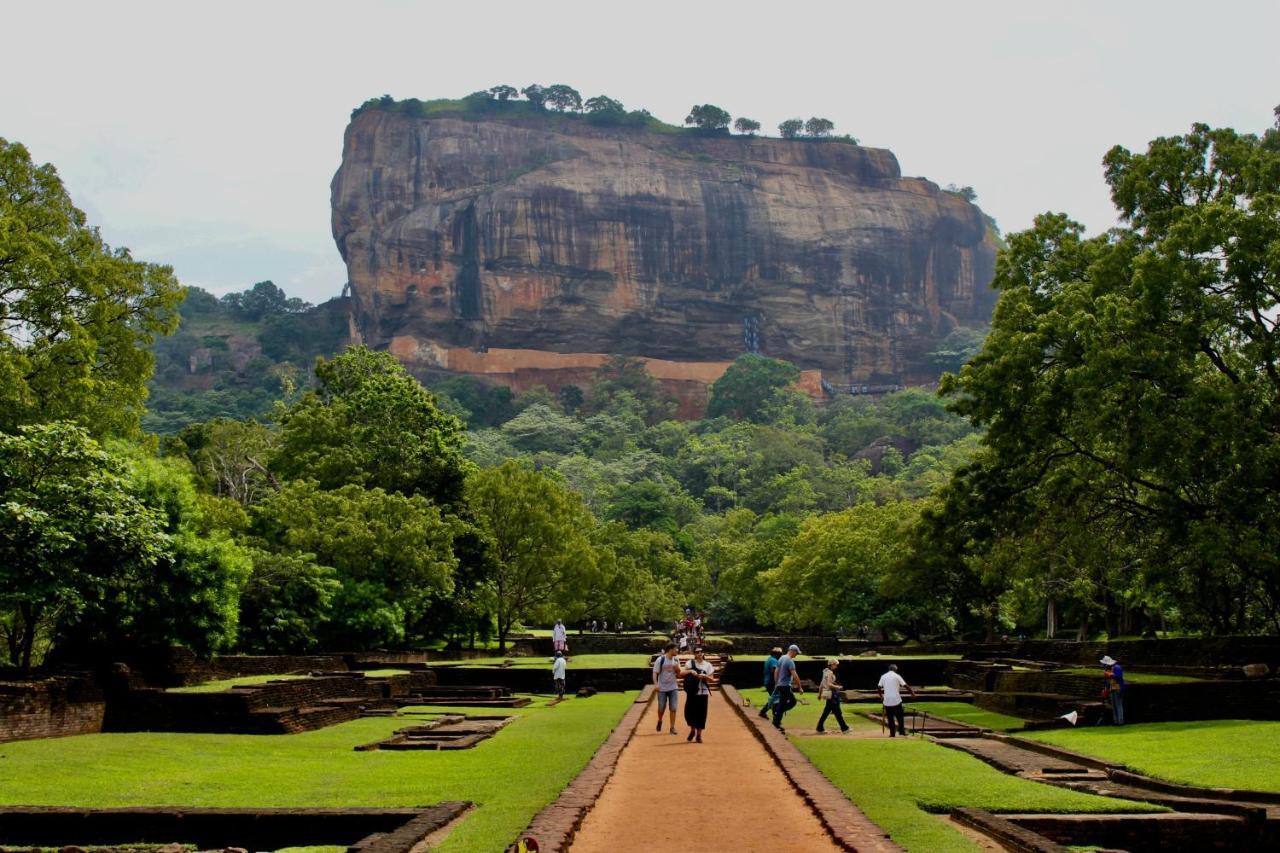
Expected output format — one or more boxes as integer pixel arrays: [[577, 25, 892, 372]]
[[570, 690, 841, 853]]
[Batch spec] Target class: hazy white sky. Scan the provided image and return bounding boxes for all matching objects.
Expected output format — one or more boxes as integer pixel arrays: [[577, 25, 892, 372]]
[[3, 0, 1277, 303]]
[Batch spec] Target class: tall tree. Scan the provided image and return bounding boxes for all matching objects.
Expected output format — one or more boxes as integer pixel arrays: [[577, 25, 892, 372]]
[[804, 117, 835, 137], [273, 346, 470, 505], [521, 84, 547, 109], [706, 354, 801, 422], [734, 117, 761, 135], [0, 424, 165, 671], [778, 119, 804, 139], [489, 84, 518, 101], [0, 138, 184, 437], [544, 84, 583, 113], [684, 104, 731, 131], [466, 461, 595, 651], [942, 118, 1280, 634]]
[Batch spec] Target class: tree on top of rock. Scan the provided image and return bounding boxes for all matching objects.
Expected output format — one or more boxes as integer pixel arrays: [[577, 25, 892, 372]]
[[489, 84, 517, 101], [805, 117, 835, 138], [545, 84, 583, 113], [521, 84, 546, 109], [734, 117, 761, 135], [585, 95, 625, 117], [685, 104, 731, 131], [778, 118, 804, 139]]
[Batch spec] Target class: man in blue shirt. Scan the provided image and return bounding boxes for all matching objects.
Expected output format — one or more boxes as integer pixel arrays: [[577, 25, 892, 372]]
[[758, 647, 783, 719], [770, 644, 804, 733], [1101, 655, 1126, 725]]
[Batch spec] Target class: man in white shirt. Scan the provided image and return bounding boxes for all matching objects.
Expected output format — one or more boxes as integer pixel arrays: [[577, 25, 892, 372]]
[[877, 663, 915, 737], [552, 650, 567, 698], [552, 619, 568, 653], [652, 642, 682, 734]]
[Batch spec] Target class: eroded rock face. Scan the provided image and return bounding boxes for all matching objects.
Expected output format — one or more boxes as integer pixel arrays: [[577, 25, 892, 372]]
[[331, 109, 997, 407]]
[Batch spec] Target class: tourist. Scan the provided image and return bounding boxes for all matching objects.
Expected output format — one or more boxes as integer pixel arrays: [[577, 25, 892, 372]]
[[681, 648, 714, 743], [552, 650, 567, 699], [590, 618, 598, 634], [758, 647, 783, 719], [816, 658, 850, 734], [653, 642, 681, 735], [1100, 655, 1126, 725], [771, 644, 803, 733], [877, 663, 915, 737], [552, 619, 567, 653]]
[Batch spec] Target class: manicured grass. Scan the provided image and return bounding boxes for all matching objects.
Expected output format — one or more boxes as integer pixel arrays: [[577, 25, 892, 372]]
[[433, 653, 650, 669], [1056, 668, 1204, 684], [795, 736, 1163, 852], [1023, 720, 1280, 793], [914, 702, 1026, 731], [0, 692, 637, 852], [168, 674, 312, 693]]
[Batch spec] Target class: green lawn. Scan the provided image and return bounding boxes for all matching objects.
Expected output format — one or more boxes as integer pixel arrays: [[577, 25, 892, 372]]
[[433, 653, 649, 670], [795, 736, 1163, 852], [1023, 720, 1280, 793], [908, 702, 1026, 731], [0, 692, 637, 852], [1055, 668, 1204, 684]]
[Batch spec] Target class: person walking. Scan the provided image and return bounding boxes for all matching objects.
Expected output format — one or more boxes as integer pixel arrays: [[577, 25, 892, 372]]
[[681, 648, 714, 743], [758, 647, 783, 719], [877, 663, 915, 737], [1100, 655, 1126, 725], [653, 642, 681, 735], [551, 650, 567, 699], [771, 644, 803, 733], [816, 658, 849, 734], [552, 619, 568, 653]]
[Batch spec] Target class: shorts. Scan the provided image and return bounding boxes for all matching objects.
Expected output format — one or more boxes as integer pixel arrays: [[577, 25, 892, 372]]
[[657, 689, 679, 713]]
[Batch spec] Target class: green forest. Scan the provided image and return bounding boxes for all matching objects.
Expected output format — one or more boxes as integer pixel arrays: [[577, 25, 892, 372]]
[[3, 107, 1279, 674]]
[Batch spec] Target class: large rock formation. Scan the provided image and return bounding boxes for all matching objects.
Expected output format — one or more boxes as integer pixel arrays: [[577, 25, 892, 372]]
[[331, 107, 997, 413]]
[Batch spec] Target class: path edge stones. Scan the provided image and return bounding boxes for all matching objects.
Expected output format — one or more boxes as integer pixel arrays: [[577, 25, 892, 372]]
[[721, 685, 904, 852], [509, 686, 654, 852]]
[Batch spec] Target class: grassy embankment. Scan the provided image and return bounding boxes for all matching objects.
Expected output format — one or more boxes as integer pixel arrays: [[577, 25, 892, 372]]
[[0, 693, 636, 852], [794, 733, 1163, 852], [1023, 720, 1280, 792]]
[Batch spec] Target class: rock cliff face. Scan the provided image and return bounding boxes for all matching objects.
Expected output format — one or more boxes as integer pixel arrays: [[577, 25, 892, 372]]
[[331, 109, 997, 412]]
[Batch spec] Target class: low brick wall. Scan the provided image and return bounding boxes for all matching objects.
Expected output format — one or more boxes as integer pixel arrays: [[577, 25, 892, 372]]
[[0, 677, 105, 743], [0, 805, 468, 851], [968, 637, 1280, 670], [949, 661, 1280, 722]]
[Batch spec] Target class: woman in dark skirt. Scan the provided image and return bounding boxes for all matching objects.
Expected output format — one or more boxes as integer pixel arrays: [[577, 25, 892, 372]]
[[681, 648, 714, 742]]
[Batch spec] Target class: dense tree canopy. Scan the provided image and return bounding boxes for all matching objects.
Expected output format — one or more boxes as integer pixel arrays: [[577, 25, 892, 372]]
[[0, 138, 184, 438], [273, 347, 470, 505]]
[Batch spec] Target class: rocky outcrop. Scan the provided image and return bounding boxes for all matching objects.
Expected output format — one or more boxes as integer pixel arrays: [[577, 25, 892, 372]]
[[331, 108, 997, 411]]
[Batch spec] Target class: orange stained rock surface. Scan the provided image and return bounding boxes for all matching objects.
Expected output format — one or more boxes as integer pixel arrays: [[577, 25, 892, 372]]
[[569, 691, 841, 853]]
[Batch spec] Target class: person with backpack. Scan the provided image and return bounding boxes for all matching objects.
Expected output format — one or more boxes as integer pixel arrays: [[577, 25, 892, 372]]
[[771, 644, 803, 733], [758, 647, 783, 719], [681, 647, 714, 743], [652, 642, 682, 735]]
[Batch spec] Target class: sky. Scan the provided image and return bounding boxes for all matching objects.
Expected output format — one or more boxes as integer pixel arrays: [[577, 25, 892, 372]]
[[3, 0, 1277, 305]]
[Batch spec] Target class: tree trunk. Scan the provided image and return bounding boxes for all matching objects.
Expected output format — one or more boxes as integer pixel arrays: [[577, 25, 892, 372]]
[[1045, 598, 1058, 640]]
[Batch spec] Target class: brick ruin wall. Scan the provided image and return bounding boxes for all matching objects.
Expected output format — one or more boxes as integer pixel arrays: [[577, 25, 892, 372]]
[[0, 677, 105, 743]]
